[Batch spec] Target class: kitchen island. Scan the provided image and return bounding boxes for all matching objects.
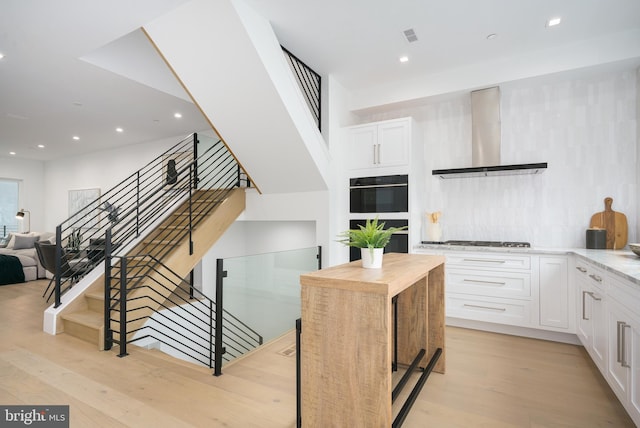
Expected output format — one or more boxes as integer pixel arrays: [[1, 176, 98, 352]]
[[299, 253, 445, 427]]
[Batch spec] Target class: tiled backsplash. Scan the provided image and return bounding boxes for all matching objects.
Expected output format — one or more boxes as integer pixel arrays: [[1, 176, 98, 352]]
[[356, 66, 637, 248]]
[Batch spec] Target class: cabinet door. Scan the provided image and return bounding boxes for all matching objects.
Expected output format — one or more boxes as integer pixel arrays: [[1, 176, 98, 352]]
[[591, 288, 607, 371], [348, 125, 377, 170], [607, 300, 631, 402], [630, 317, 640, 426], [576, 278, 591, 347], [539, 256, 569, 329], [377, 121, 409, 167]]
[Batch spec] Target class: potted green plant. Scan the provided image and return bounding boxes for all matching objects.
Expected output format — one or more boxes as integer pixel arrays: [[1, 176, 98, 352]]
[[337, 217, 407, 268]]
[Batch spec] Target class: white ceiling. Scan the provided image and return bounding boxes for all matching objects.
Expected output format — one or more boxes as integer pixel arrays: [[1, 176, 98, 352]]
[[2, 0, 640, 161]]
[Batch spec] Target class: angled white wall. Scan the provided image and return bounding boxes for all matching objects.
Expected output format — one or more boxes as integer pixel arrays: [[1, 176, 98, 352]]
[[143, 0, 330, 194]]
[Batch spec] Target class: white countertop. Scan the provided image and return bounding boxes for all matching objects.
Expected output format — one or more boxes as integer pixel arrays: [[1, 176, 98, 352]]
[[414, 244, 640, 286]]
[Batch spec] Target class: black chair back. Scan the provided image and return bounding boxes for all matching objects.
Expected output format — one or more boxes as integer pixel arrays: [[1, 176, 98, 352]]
[[34, 241, 56, 275], [34, 241, 75, 278]]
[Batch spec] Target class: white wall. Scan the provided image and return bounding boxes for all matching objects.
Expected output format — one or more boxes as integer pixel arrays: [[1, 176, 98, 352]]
[[348, 65, 638, 248], [42, 135, 182, 231], [0, 157, 45, 232]]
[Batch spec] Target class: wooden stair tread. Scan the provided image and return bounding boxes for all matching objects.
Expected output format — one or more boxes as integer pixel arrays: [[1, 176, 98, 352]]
[[61, 310, 103, 329]]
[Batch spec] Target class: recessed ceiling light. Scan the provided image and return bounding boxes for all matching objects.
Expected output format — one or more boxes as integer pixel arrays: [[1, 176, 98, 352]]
[[0, 53, 5, 60], [547, 17, 562, 27], [37, 144, 45, 148], [174, 113, 182, 119], [399, 56, 409, 63], [9, 151, 16, 155], [116, 127, 123, 133], [72, 136, 80, 141], [486, 33, 497, 40]]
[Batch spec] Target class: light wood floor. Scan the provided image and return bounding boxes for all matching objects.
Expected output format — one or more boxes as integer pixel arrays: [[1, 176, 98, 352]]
[[0, 279, 634, 427]]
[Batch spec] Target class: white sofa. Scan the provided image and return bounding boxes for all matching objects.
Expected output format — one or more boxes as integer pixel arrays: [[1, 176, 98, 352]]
[[0, 232, 55, 281]]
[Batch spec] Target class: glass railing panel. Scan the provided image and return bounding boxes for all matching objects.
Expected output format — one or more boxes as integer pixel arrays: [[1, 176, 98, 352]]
[[222, 246, 319, 343]]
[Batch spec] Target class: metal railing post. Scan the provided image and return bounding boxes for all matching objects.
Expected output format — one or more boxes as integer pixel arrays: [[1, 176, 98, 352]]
[[193, 132, 199, 190], [189, 164, 194, 255], [54, 225, 63, 308], [296, 318, 302, 428], [118, 256, 129, 357], [136, 171, 140, 237], [214, 258, 226, 376], [104, 228, 113, 351]]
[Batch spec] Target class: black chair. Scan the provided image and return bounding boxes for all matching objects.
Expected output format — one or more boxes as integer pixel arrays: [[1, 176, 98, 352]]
[[34, 241, 91, 302]]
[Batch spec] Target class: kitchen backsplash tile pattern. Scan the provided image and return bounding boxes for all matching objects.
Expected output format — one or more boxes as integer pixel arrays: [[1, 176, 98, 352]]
[[356, 66, 637, 248]]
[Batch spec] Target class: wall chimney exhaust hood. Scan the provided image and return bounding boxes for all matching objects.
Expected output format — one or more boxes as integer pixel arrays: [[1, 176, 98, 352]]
[[432, 86, 547, 179]]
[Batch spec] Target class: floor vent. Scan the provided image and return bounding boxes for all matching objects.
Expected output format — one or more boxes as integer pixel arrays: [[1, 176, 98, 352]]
[[277, 343, 297, 357]]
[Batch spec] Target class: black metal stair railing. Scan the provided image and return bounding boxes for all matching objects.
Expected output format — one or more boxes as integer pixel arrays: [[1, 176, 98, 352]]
[[282, 46, 321, 131], [50, 133, 245, 307], [105, 254, 263, 376]]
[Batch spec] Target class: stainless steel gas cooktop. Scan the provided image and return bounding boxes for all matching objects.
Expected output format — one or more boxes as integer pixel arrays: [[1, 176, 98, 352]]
[[421, 240, 531, 248]]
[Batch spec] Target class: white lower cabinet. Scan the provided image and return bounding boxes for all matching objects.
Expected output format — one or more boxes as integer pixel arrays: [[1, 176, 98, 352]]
[[575, 260, 607, 371], [606, 285, 640, 426], [444, 252, 535, 327], [539, 256, 570, 329]]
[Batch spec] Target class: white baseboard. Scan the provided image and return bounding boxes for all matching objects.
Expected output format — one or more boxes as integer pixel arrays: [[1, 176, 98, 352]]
[[446, 317, 581, 345]]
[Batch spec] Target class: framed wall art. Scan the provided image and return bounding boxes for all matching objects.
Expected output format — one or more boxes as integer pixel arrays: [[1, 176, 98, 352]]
[[68, 188, 101, 229]]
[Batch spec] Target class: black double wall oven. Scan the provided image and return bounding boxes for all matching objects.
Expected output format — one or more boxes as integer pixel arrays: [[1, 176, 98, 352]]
[[349, 174, 409, 262]]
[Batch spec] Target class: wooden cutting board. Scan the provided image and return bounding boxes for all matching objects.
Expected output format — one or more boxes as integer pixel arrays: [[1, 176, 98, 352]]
[[589, 197, 628, 249]]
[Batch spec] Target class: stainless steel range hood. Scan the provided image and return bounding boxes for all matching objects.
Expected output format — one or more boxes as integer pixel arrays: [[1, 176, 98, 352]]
[[432, 86, 547, 179]]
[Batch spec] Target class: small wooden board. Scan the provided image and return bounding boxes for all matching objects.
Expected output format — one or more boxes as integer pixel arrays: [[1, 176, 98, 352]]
[[589, 197, 628, 249]]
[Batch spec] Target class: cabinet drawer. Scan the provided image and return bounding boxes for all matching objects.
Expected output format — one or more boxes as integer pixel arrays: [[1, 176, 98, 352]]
[[447, 294, 532, 326], [447, 253, 531, 270], [575, 259, 606, 291], [447, 269, 531, 299]]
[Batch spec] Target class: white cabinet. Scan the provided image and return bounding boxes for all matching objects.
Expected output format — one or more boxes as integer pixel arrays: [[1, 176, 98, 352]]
[[347, 118, 411, 171], [605, 275, 640, 426], [574, 259, 607, 371], [539, 256, 572, 330], [444, 252, 535, 328]]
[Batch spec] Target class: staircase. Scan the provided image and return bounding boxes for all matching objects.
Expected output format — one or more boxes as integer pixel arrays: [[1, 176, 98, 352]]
[[58, 188, 245, 350], [47, 133, 261, 373]]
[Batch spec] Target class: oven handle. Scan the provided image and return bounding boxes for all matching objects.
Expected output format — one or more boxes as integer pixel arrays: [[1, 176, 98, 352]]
[[349, 183, 408, 189]]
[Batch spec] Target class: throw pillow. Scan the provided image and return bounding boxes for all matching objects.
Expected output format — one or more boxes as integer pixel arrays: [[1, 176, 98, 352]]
[[12, 234, 40, 250]]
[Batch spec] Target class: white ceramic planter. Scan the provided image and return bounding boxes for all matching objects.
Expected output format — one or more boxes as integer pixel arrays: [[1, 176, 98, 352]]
[[361, 247, 384, 268]]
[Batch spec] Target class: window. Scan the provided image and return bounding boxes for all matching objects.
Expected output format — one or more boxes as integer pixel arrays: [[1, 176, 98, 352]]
[[0, 179, 19, 237]]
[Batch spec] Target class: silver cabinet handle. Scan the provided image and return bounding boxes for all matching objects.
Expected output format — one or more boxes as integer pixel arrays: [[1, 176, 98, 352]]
[[588, 274, 603, 283], [623, 323, 631, 368], [576, 266, 587, 273], [462, 258, 507, 264], [585, 291, 602, 301], [617, 321, 631, 368], [617, 321, 624, 364], [463, 279, 506, 286], [463, 304, 506, 312], [373, 144, 377, 164], [582, 291, 601, 321]]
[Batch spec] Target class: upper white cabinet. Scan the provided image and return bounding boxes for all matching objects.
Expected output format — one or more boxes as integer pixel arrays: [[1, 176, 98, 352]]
[[347, 118, 411, 172]]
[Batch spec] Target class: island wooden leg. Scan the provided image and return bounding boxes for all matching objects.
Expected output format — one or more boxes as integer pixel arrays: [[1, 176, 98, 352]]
[[428, 263, 446, 374]]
